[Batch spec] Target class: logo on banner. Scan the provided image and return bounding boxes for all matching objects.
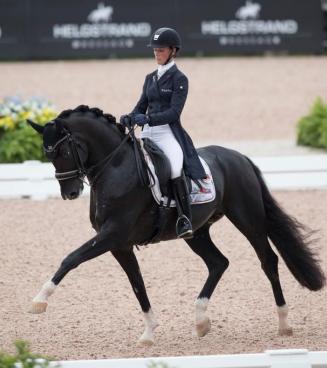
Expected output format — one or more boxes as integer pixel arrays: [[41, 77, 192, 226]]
[[87, 3, 113, 23], [235, 1, 261, 20], [201, 0, 299, 47], [52, 3, 151, 50]]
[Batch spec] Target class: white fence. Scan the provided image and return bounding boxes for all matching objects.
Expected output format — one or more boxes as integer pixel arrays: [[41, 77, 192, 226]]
[[52, 349, 327, 368], [253, 155, 327, 191], [1, 155, 327, 199]]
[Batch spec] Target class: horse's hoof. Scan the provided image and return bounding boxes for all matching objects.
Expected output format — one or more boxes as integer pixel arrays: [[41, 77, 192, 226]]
[[137, 338, 154, 347], [30, 302, 48, 314], [278, 327, 293, 336], [196, 317, 211, 337]]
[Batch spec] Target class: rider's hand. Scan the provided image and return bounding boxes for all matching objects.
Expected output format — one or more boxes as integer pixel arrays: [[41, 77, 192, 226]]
[[119, 114, 132, 127], [133, 114, 150, 126]]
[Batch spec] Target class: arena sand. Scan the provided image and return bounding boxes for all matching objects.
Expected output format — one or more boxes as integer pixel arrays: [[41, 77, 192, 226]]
[[0, 192, 326, 359]]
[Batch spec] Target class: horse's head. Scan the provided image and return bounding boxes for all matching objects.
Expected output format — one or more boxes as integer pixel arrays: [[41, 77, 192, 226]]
[[28, 118, 87, 200]]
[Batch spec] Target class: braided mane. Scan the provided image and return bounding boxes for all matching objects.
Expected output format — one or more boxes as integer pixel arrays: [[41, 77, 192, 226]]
[[57, 105, 117, 124]]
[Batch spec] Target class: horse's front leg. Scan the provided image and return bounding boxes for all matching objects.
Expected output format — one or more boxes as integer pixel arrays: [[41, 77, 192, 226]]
[[30, 231, 115, 314], [112, 249, 158, 346]]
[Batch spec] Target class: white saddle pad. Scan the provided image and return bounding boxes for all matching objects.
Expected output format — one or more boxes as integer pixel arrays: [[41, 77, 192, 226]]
[[143, 151, 216, 207]]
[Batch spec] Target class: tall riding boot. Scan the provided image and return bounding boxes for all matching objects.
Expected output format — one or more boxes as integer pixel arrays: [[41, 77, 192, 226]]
[[171, 176, 193, 239]]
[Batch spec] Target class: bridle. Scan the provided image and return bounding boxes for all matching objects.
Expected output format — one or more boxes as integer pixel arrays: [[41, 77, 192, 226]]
[[44, 126, 137, 187], [44, 132, 86, 182], [44, 131, 88, 182]]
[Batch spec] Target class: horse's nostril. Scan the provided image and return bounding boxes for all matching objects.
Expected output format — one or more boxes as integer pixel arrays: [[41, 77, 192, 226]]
[[69, 191, 78, 199]]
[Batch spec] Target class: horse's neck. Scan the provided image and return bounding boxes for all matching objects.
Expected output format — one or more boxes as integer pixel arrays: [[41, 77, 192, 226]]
[[92, 131, 123, 161], [83, 122, 136, 182], [78, 120, 125, 164]]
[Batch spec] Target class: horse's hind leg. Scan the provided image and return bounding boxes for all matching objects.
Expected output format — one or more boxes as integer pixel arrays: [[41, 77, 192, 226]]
[[112, 249, 158, 346], [225, 198, 292, 336], [248, 234, 293, 335], [185, 224, 229, 337]]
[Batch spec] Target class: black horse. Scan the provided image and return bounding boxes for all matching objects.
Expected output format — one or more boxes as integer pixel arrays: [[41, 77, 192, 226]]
[[28, 105, 325, 346]]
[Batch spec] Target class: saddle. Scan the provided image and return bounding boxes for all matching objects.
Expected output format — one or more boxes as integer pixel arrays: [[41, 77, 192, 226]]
[[138, 138, 215, 246], [142, 138, 172, 197], [142, 138, 215, 207]]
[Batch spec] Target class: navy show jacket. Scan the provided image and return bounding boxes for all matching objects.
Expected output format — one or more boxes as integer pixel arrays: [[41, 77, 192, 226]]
[[132, 64, 206, 180]]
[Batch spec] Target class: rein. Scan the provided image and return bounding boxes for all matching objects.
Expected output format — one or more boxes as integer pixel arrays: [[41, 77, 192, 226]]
[[87, 130, 133, 186], [48, 124, 154, 188], [129, 125, 155, 188]]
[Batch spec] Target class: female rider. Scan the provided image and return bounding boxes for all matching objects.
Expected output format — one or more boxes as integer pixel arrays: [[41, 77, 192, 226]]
[[121, 27, 206, 239]]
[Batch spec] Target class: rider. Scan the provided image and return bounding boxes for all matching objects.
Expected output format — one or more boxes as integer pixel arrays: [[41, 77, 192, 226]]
[[120, 27, 206, 239]]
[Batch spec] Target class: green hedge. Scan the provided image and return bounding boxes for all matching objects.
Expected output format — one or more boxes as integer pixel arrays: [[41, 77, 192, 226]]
[[297, 98, 327, 150], [0, 96, 57, 163]]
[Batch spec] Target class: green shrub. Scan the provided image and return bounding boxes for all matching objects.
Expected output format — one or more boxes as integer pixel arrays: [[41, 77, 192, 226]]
[[0, 340, 58, 368], [0, 96, 57, 163], [0, 125, 47, 163], [297, 98, 327, 150]]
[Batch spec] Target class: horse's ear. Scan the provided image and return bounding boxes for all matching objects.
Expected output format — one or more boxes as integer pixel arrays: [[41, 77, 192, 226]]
[[27, 119, 44, 134], [55, 118, 64, 133]]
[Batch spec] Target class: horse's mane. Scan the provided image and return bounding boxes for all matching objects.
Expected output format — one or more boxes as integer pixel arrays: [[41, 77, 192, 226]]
[[57, 105, 117, 125]]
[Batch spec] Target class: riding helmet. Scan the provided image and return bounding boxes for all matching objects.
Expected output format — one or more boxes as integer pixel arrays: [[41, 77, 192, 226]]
[[147, 27, 181, 50]]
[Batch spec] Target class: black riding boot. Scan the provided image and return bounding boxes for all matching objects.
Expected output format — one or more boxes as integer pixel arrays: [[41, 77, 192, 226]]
[[171, 176, 193, 239]]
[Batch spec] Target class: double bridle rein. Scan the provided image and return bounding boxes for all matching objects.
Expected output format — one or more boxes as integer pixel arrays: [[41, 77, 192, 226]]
[[45, 125, 152, 188]]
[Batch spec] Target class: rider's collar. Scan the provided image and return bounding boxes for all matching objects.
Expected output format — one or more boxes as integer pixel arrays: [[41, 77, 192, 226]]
[[157, 60, 175, 80]]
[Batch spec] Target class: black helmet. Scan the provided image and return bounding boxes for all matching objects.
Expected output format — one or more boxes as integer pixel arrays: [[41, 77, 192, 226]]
[[147, 27, 181, 50]]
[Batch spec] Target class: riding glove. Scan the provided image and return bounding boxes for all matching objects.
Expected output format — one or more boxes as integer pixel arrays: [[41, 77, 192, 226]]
[[119, 114, 132, 127], [134, 114, 150, 126]]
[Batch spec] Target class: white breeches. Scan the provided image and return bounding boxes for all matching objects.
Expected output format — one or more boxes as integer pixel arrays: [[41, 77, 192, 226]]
[[141, 124, 183, 179]]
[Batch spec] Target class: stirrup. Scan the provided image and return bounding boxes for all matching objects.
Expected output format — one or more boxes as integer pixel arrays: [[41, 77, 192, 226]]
[[176, 215, 193, 239]]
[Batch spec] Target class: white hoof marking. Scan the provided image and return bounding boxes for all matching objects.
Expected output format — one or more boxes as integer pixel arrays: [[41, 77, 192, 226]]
[[277, 305, 293, 336], [138, 336, 155, 347], [139, 309, 158, 346], [196, 316, 211, 337], [31, 280, 56, 313], [30, 301, 48, 314], [195, 297, 211, 337]]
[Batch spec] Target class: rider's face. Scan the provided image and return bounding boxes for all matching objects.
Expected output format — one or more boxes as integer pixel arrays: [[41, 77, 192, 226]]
[[153, 47, 174, 65]]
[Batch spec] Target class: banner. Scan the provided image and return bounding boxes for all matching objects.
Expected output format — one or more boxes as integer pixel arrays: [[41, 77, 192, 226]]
[[27, 0, 178, 58], [0, 0, 324, 60], [180, 0, 324, 54]]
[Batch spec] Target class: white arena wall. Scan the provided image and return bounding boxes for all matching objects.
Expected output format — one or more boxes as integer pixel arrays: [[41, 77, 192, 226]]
[[50, 349, 327, 368], [1, 155, 327, 200]]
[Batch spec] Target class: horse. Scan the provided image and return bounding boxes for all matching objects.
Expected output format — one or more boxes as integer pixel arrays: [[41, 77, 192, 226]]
[[27, 105, 325, 346]]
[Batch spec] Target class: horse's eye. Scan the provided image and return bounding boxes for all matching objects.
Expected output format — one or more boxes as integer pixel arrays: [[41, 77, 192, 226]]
[[60, 146, 70, 159]]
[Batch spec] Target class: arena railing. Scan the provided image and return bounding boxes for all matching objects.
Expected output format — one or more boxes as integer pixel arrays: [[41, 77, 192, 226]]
[[50, 349, 327, 368]]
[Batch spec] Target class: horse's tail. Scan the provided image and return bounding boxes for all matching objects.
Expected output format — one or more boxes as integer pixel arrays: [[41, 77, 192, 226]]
[[246, 157, 326, 291]]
